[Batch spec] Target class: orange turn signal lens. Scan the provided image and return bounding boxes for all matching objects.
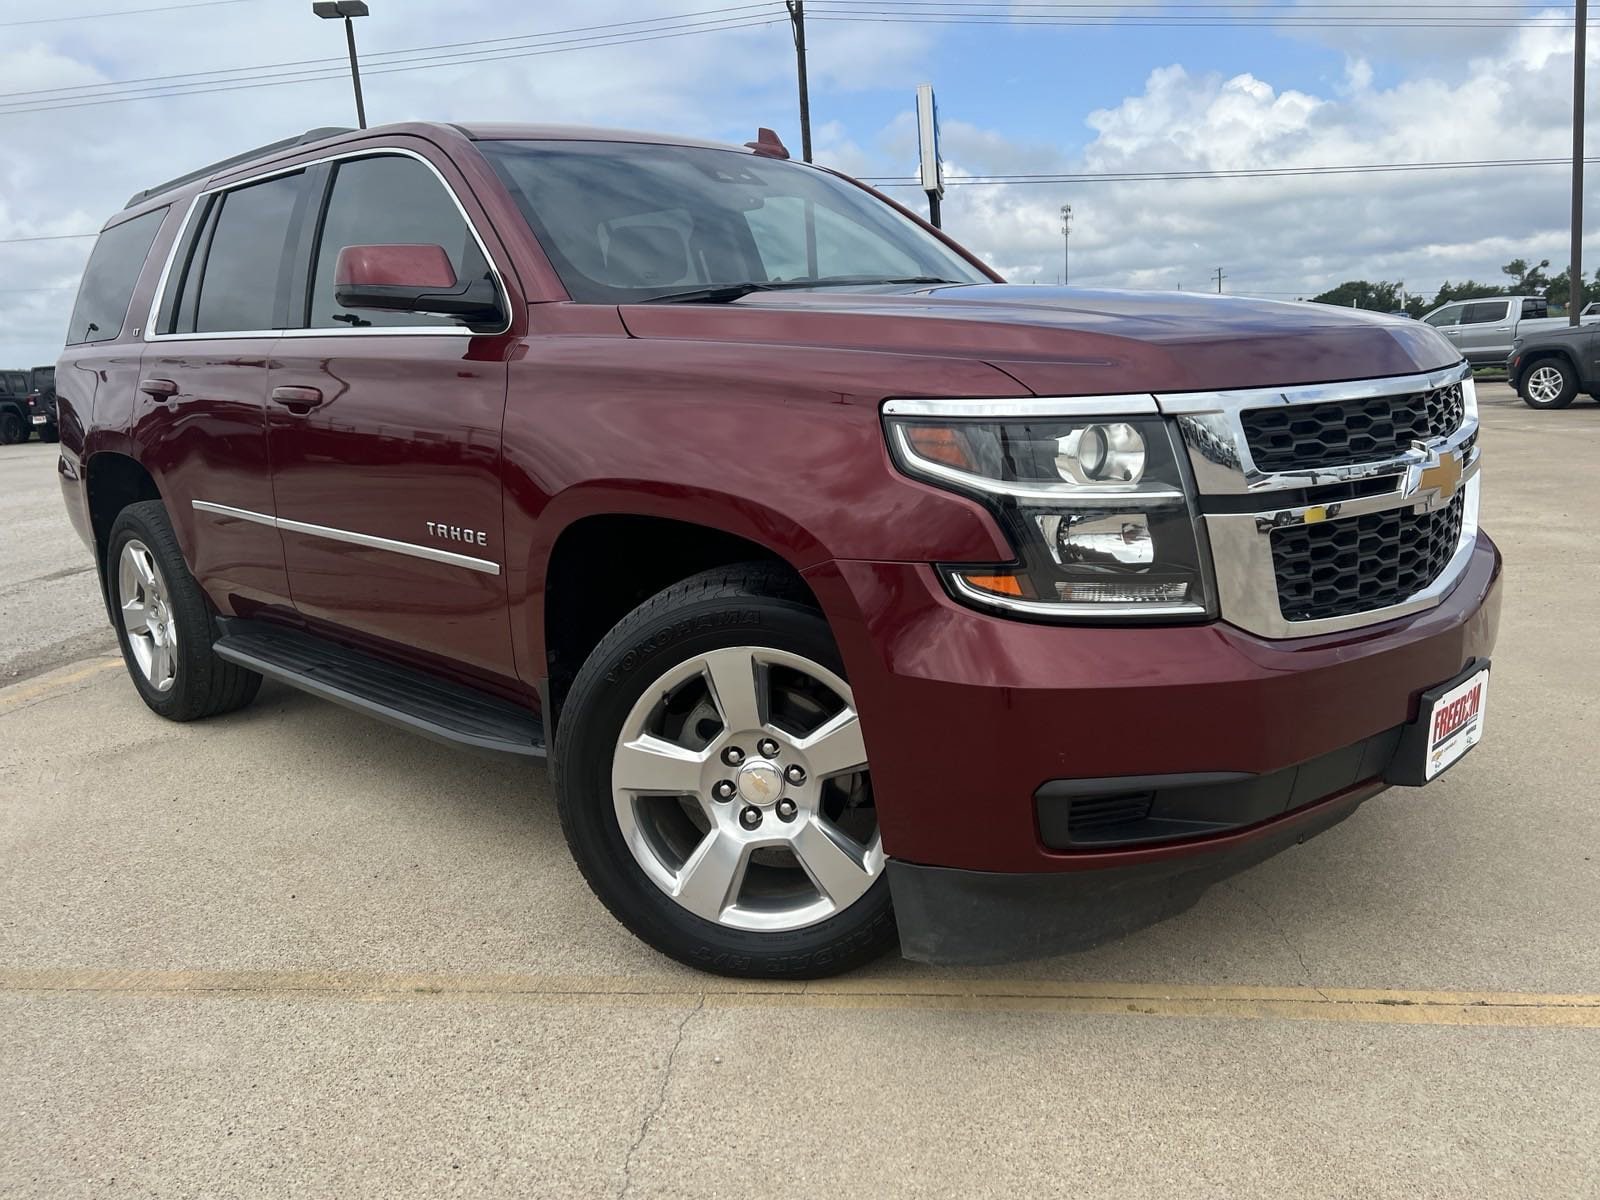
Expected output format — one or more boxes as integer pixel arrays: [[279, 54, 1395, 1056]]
[[957, 572, 1027, 598], [904, 424, 973, 470]]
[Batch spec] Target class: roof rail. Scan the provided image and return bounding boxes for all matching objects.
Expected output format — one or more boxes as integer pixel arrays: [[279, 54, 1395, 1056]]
[[124, 126, 353, 209]]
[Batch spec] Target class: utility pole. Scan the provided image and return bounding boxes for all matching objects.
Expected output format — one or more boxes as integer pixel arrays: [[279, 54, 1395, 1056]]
[[1215, 267, 1226, 294], [1572, 0, 1587, 325], [1060, 203, 1072, 286], [312, 2, 370, 130], [786, 1, 813, 163]]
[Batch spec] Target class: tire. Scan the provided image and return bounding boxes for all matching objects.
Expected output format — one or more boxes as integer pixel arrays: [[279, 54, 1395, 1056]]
[[1519, 358, 1577, 409], [553, 563, 897, 979], [39, 425, 59, 444], [0, 409, 22, 444], [106, 499, 262, 721]]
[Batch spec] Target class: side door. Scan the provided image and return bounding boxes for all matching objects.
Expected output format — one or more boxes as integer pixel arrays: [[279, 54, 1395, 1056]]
[[265, 147, 520, 681], [1422, 302, 1464, 351], [1455, 299, 1514, 363], [139, 170, 313, 614]]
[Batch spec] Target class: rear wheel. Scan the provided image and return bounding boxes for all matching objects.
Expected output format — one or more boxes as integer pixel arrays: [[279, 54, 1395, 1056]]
[[554, 563, 896, 978], [0, 410, 22, 444], [1520, 359, 1577, 408], [107, 500, 262, 721]]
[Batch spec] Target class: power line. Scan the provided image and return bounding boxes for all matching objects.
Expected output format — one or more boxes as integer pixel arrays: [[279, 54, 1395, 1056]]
[[0, 11, 788, 116], [0, 3, 780, 104], [0, 233, 100, 244], [8, 154, 1597, 247], [862, 155, 1600, 185], [811, 11, 1591, 30], [0, 0, 252, 28]]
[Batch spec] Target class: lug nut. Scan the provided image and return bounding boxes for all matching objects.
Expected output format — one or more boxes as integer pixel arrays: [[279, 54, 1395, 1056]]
[[784, 764, 807, 785], [713, 780, 736, 802], [757, 737, 780, 759], [775, 798, 798, 821], [721, 745, 745, 767], [739, 806, 762, 829]]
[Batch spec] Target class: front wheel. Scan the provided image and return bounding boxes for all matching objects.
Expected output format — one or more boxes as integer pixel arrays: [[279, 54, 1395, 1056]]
[[554, 564, 896, 978], [1520, 359, 1577, 408]]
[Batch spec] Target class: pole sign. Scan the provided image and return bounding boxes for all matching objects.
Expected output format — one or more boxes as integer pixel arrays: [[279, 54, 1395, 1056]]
[[916, 83, 943, 196]]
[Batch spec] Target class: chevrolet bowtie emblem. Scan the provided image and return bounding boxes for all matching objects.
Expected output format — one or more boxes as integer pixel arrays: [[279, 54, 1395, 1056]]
[[1404, 448, 1464, 505]]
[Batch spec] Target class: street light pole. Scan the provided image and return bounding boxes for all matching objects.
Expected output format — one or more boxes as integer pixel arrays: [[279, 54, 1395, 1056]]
[[1571, 0, 1587, 325], [1060, 203, 1072, 286], [786, 0, 813, 163], [313, 1, 370, 130]]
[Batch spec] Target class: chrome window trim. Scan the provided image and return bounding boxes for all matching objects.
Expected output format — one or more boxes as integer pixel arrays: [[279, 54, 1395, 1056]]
[[192, 500, 501, 575], [883, 394, 1159, 418], [144, 145, 513, 342]]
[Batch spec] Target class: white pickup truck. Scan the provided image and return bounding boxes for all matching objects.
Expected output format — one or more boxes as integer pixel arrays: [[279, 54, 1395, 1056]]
[[1420, 295, 1600, 365]]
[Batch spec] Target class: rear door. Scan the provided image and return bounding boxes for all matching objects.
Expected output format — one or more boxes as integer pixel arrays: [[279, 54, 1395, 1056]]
[[265, 147, 519, 681], [140, 169, 313, 613], [1455, 299, 1514, 363]]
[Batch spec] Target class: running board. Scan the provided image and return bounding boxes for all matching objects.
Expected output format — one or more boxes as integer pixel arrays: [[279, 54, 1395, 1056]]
[[214, 618, 545, 758]]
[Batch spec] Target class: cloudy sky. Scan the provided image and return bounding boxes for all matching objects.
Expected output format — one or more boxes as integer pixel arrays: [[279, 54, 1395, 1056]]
[[1, 0, 1595, 366]]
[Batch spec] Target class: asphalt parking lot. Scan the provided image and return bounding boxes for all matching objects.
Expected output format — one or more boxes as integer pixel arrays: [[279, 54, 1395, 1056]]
[[2, 382, 1598, 1198]]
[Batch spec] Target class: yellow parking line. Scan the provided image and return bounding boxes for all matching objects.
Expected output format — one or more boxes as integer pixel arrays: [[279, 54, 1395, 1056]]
[[0, 657, 121, 715], [2, 967, 1596, 1028]]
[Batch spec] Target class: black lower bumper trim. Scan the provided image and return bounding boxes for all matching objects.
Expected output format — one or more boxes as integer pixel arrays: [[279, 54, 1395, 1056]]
[[890, 790, 1372, 966]]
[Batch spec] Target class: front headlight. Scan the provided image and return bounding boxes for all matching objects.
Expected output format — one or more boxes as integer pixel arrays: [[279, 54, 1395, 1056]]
[[885, 407, 1214, 620]]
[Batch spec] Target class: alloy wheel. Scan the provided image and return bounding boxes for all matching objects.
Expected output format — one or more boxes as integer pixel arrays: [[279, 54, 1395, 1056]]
[[611, 646, 882, 932], [1527, 365, 1566, 405], [118, 538, 178, 693]]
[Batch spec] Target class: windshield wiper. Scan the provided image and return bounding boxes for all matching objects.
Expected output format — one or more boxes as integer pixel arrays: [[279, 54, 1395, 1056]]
[[636, 276, 968, 304], [638, 283, 778, 304]]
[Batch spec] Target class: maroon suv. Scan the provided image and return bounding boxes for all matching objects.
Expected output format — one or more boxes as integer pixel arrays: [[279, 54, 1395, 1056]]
[[56, 122, 1499, 977]]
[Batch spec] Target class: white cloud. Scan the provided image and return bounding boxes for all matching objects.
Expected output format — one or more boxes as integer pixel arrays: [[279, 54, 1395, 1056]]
[[919, 18, 1600, 298], [3, 1, 1598, 364]]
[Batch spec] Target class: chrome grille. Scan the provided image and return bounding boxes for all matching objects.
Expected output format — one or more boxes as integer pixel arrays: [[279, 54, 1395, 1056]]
[[1160, 364, 1480, 639], [1240, 382, 1465, 473], [1271, 491, 1465, 623]]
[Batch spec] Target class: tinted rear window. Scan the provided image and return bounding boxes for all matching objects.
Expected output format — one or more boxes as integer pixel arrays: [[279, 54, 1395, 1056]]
[[192, 172, 305, 333], [66, 208, 166, 345]]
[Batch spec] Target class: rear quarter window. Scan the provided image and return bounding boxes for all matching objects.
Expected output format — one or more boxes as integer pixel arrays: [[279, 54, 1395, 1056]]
[[65, 207, 167, 345]]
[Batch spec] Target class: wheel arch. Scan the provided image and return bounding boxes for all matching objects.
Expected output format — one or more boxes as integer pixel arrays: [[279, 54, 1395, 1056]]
[[1515, 346, 1582, 392], [84, 451, 165, 611], [534, 495, 832, 735]]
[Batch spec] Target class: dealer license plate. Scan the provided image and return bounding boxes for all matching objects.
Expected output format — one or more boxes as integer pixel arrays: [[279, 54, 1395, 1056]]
[[31, 415, 46, 425], [1424, 668, 1489, 780]]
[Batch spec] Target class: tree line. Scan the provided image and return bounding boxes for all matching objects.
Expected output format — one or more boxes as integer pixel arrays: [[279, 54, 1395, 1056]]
[[1309, 259, 1600, 317]]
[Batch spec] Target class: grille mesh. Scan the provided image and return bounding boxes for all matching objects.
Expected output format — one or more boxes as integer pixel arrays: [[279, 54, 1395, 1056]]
[[1271, 492, 1466, 623], [1242, 384, 1465, 474]]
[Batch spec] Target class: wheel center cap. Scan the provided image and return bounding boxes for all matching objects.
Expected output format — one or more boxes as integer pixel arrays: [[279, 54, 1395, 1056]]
[[736, 761, 783, 807]]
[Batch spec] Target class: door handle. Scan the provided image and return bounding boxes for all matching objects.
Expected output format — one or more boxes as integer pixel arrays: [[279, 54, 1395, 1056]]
[[139, 378, 178, 399], [270, 385, 325, 412]]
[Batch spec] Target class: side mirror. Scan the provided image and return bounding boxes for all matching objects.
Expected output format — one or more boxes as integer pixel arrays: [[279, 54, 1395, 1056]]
[[333, 244, 503, 329]]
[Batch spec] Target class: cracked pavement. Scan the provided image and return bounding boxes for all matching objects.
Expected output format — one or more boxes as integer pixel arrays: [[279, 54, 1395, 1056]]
[[3, 385, 1599, 1198]]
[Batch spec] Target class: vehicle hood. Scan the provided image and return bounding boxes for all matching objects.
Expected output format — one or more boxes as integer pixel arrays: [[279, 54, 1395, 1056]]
[[618, 285, 1460, 395]]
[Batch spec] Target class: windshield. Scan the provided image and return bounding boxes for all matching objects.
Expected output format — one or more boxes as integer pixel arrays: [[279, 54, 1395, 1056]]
[[479, 139, 992, 303]]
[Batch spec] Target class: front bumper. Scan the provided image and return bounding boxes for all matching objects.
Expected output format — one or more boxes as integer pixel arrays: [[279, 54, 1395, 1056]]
[[805, 531, 1502, 962]]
